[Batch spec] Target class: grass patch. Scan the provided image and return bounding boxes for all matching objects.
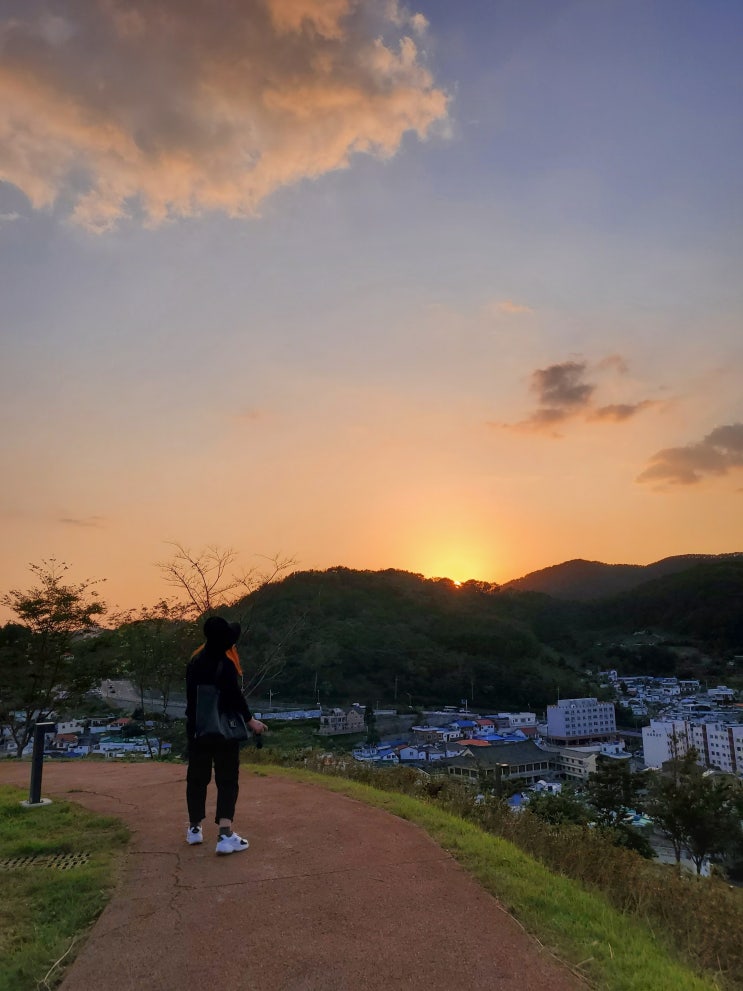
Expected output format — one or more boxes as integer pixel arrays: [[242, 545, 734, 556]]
[[259, 765, 720, 991], [0, 785, 129, 991]]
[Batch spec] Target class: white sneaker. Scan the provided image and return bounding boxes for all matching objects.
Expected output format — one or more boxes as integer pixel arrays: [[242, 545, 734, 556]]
[[186, 825, 203, 845], [215, 831, 249, 855]]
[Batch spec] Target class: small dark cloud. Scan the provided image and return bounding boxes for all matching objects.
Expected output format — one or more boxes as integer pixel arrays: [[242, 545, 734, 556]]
[[532, 361, 595, 409], [58, 515, 106, 528], [500, 355, 659, 435], [638, 422, 743, 486], [591, 400, 659, 422]]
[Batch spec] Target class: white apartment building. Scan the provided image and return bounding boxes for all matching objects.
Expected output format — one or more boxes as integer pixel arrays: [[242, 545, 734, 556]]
[[545, 697, 617, 745], [695, 722, 743, 774], [642, 720, 694, 767], [642, 718, 743, 775]]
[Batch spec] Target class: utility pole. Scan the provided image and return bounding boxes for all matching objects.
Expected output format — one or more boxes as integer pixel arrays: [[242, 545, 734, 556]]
[[394, 674, 398, 702]]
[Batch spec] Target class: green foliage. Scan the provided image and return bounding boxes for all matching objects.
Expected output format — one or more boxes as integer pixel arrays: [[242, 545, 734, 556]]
[[234, 568, 588, 709], [108, 600, 195, 755], [648, 753, 743, 874], [586, 756, 642, 826], [525, 788, 590, 826], [593, 561, 743, 649], [0, 560, 107, 757], [0, 785, 128, 991]]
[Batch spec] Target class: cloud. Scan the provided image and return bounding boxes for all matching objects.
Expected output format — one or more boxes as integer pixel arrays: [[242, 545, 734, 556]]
[[0, 211, 20, 223], [0, 0, 448, 231], [638, 422, 743, 486], [501, 356, 659, 434], [58, 515, 106, 527], [590, 400, 659, 422], [494, 299, 534, 316], [533, 361, 594, 409]]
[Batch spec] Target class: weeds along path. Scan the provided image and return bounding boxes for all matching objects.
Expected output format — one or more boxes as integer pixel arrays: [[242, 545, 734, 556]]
[[0, 760, 583, 991]]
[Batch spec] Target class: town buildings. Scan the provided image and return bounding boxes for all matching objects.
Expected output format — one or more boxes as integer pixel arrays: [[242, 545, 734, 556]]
[[642, 718, 743, 775], [543, 697, 617, 746]]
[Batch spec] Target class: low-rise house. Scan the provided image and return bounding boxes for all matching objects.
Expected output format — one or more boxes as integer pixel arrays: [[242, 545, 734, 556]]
[[50, 733, 79, 751], [396, 743, 457, 762], [446, 741, 552, 788], [318, 706, 366, 736], [708, 686, 736, 703], [352, 744, 399, 764]]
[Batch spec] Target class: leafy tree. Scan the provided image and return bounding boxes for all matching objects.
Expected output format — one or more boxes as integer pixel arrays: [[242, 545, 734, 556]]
[[526, 789, 591, 826], [647, 748, 743, 875], [682, 773, 742, 875], [645, 739, 698, 867], [586, 756, 640, 826], [110, 599, 193, 756], [0, 559, 106, 757], [586, 755, 655, 858]]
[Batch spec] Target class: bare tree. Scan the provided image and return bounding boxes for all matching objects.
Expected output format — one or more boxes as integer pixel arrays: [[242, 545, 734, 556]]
[[157, 543, 294, 616], [156, 542, 299, 702]]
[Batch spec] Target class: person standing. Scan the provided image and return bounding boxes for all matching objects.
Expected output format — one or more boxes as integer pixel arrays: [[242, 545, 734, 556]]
[[185, 616, 266, 854]]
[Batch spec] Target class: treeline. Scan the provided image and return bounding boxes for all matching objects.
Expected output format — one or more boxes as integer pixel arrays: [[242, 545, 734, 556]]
[[3, 557, 742, 751], [232, 567, 589, 709], [588, 560, 743, 649]]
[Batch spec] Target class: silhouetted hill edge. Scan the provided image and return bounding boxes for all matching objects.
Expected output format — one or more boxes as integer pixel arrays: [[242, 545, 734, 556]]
[[502, 553, 743, 601]]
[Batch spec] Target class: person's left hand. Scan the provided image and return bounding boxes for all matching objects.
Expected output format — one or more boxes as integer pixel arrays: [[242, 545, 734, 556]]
[[248, 717, 267, 734]]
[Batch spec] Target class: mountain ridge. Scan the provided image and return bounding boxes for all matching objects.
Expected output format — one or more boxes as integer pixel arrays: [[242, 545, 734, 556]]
[[502, 552, 743, 601]]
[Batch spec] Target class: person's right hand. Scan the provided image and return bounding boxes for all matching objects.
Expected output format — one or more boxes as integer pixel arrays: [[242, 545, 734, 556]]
[[248, 717, 267, 734]]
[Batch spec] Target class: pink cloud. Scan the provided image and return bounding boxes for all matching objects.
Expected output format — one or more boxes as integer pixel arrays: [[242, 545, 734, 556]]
[[0, 0, 448, 231]]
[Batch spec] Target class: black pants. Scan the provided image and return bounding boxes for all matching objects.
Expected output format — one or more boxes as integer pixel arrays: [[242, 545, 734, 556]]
[[186, 737, 240, 824]]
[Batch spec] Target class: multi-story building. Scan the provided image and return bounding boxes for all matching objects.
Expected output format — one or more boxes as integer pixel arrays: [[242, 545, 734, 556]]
[[318, 706, 366, 736], [544, 697, 617, 746], [642, 718, 743, 775], [641, 719, 694, 766]]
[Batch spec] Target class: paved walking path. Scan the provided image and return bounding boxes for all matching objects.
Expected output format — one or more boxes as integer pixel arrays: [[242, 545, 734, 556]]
[[0, 762, 583, 991]]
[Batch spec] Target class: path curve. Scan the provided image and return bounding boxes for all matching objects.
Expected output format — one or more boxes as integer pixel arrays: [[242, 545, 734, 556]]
[[0, 762, 583, 991]]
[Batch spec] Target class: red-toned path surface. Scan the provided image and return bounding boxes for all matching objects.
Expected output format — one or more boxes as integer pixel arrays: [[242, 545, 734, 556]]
[[0, 762, 584, 991]]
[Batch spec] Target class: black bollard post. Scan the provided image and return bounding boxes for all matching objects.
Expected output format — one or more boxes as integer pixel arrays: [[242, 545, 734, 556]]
[[25, 721, 56, 808]]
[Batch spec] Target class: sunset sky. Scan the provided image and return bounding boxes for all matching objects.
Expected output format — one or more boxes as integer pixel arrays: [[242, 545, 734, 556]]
[[1, 0, 742, 616]]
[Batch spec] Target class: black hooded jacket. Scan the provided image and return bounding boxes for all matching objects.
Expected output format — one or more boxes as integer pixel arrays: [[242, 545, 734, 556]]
[[185, 618, 252, 741]]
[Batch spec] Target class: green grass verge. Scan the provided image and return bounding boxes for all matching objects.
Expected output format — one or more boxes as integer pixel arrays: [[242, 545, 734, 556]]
[[0, 785, 129, 991], [257, 765, 721, 991]]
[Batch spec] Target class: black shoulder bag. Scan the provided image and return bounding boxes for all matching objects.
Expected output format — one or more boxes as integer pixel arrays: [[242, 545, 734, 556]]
[[194, 660, 249, 742]]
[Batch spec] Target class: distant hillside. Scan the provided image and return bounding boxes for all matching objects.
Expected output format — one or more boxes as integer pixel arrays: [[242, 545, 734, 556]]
[[591, 559, 743, 648], [503, 553, 743, 601], [230, 567, 587, 711]]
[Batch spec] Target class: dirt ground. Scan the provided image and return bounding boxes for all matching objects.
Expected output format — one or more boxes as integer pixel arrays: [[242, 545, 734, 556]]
[[0, 761, 584, 991]]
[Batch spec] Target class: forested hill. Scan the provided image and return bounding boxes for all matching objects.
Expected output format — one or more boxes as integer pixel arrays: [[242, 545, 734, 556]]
[[589, 560, 743, 649], [502, 553, 743, 601], [231, 567, 587, 711], [229, 562, 743, 709]]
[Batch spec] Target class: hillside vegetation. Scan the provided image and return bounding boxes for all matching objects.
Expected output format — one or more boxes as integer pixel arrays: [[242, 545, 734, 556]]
[[231, 567, 587, 710], [504, 552, 743, 601], [228, 561, 743, 709]]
